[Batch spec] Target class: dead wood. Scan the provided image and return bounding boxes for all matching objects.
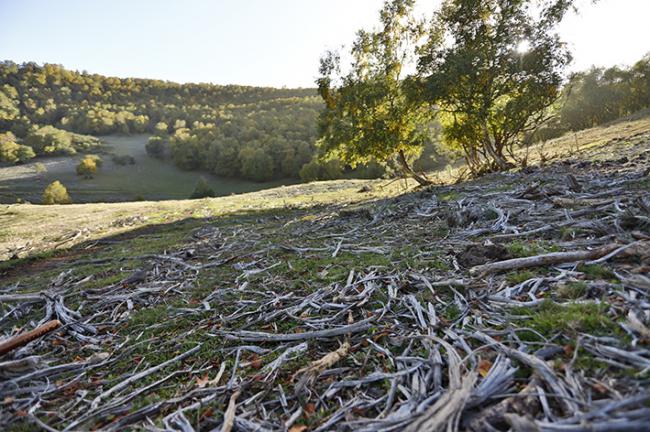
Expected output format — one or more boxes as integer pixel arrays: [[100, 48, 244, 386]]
[[0, 320, 61, 356], [469, 244, 620, 276]]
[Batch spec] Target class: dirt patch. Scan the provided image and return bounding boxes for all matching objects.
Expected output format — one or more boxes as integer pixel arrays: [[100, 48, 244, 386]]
[[457, 243, 511, 267]]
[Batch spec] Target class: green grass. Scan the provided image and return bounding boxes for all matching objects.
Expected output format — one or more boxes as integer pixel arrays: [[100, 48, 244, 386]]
[[515, 301, 618, 340], [577, 264, 615, 280], [506, 270, 536, 284], [506, 240, 560, 258], [0, 135, 296, 204], [556, 281, 588, 300]]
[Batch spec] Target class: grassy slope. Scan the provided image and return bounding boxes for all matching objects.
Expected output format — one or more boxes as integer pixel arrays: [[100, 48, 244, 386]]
[[2, 111, 650, 261], [0, 113, 648, 430]]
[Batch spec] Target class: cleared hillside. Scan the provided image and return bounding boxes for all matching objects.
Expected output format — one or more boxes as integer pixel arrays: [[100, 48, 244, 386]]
[[0, 116, 649, 430]]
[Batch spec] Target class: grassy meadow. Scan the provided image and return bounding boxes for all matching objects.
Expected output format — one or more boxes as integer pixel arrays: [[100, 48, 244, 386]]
[[0, 135, 296, 204]]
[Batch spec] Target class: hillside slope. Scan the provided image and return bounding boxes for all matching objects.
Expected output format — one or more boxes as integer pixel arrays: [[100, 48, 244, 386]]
[[0, 118, 649, 430]]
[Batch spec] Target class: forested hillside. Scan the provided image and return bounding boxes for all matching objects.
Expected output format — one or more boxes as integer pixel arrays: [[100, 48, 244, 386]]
[[0, 61, 317, 135], [0, 61, 323, 181]]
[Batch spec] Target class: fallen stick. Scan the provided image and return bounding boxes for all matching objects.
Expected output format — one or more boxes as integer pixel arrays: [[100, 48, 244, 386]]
[[0, 320, 61, 356], [221, 390, 240, 432], [294, 341, 350, 395], [90, 343, 202, 409], [469, 244, 619, 276], [472, 331, 577, 414], [467, 377, 541, 431], [221, 319, 373, 342], [0, 294, 45, 302]]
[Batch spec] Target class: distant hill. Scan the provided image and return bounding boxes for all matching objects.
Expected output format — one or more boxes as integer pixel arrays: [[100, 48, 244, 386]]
[[0, 61, 318, 134], [0, 61, 323, 181]]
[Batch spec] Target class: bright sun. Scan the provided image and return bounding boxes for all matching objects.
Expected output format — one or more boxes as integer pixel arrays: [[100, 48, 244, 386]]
[[516, 40, 531, 53]]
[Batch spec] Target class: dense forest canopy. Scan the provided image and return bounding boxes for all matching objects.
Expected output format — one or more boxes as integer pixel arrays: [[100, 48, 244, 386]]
[[0, 61, 323, 181]]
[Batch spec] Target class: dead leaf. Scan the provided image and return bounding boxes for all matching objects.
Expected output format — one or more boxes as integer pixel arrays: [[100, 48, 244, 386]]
[[196, 373, 210, 388], [250, 354, 263, 370], [304, 403, 316, 416], [478, 359, 492, 377]]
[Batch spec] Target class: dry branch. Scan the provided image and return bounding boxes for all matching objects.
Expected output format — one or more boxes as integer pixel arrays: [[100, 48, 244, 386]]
[[294, 341, 350, 394], [469, 244, 619, 276], [0, 320, 61, 356], [221, 319, 373, 342], [222, 390, 240, 432]]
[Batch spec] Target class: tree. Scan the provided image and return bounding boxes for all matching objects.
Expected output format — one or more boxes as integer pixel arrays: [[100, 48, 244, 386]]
[[239, 147, 274, 182], [76, 156, 98, 178], [146, 136, 167, 159], [15, 144, 36, 162], [418, 0, 573, 173], [299, 158, 344, 182], [154, 122, 169, 136], [0, 85, 20, 129], [190, 177, 216, 199], [24, 125, 75, 155], [0, 132, 35, 163], [316, 0, 434, 185], [42, 181, 71, 204]]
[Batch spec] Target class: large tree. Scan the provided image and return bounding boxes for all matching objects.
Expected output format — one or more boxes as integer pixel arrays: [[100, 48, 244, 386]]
[[316, 0, 434, 185], [418, 0, 574, 173]]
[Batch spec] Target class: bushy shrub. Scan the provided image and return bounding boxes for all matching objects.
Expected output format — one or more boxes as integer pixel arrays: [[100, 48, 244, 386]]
[[24, 125, 75, 155], [299, 159, 343, 182], [190, 177, 216, 199], [76, 156, 99, 178], [146, 136, 166, 159], [42, 180, 71, 204], [112, 154, 136, 165], [0, 132, 36, 163]]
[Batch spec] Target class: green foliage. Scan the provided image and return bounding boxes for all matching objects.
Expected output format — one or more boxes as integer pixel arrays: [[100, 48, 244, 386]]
[[86, 154, 103, 167], [419, 0, 574, 172], [535, 55, 650, 138], [76, 156, 98, 177], [146, 136, 167, 159], [316, 0, 435, 184], [0, 61, 329, 181], [299, 158, 344, 181], [505, 240, 559, 258], [556, 281, 588, 300], [24, 125, 74, 155], [42, 180, 71, 204], [0, 84, 20, 128], [190, 177, 216, 199], [506, 270, 536, 285], [577, 264, 614, 280], [112, 154, 136, 165], [33, 162, 47, 174], [239, 147, 275, 182], [518, 301, 616, 338], [0, 132, 35, 163]]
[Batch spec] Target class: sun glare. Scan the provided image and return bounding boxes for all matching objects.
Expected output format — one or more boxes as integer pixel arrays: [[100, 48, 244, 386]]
[[516, 39, 531, 53]]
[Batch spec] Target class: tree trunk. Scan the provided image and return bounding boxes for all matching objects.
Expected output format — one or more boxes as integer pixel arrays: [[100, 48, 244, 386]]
[[397, 150, 431, 186], [482, 123, 511, 171]]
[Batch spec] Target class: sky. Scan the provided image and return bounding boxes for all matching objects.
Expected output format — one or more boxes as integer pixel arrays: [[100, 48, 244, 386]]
[[0, 0, 648, 88]]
